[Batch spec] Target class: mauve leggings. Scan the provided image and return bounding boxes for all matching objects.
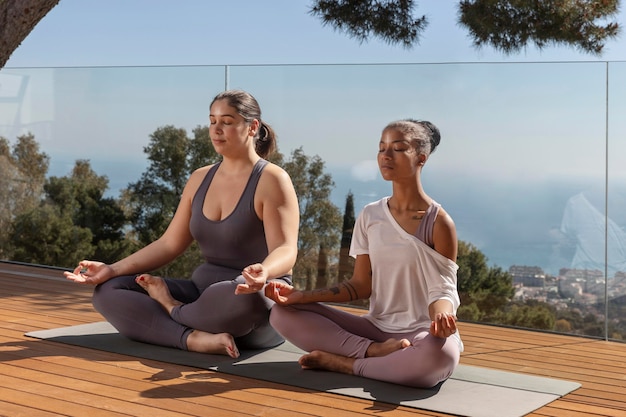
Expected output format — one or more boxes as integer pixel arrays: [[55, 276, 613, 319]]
[[270, 303, 460, 388], [93, 274, 284, 350]]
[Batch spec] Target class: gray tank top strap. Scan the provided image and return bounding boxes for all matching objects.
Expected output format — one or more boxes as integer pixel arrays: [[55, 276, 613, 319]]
[[414, 201, 441, 248]]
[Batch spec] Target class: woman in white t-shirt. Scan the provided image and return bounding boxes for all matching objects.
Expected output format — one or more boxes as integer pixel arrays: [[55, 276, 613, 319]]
[[265, 119, 462, 388]]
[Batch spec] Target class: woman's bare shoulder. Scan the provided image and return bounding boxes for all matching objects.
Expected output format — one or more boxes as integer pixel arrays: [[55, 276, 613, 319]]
[[183, 164, 215, 193], [260, 162, 292, 185], [434, 206, 458, 260], [436, 206, 456, 228], [262, 161, 288, 175], [191, 164, 215, 175]]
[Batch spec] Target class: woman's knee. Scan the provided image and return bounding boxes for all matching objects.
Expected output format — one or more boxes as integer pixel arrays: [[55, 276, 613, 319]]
[[398, 337, 459, 386], [269, 305, 285, 328], [92, 280, 116, 313], [92, 275, 140, 313], [269, 305, 294, 334], [393, 354, 457, 387]]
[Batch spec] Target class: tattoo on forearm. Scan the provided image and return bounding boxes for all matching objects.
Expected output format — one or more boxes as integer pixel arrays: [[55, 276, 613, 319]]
[[314, 283, 358, 300], [341, 281, 358, 301]]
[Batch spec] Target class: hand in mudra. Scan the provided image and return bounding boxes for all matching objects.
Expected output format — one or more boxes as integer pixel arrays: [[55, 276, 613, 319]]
[[235, 263, 268, 294], [264, 281, 302, 305], [64, 260, 112, 285]]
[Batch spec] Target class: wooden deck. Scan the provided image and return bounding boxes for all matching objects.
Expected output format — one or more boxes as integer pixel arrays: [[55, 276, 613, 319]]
[[1, 261, 625, 417]]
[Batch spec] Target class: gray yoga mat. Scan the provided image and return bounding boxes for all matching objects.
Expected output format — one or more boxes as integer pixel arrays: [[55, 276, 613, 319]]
[[26, 322, 581, 417]]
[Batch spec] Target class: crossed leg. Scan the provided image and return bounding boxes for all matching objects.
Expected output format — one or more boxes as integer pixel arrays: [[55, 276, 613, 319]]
[[136, 274, 239, 358], [300, 338, 411, 374]]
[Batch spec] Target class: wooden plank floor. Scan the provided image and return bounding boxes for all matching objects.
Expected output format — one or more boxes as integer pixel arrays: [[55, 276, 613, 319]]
[[1, 261, 625, 417]]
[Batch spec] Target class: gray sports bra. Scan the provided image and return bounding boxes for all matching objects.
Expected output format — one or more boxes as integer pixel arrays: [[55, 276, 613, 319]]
[[189, 159, 268, 270], [414, 202, 441, 248]]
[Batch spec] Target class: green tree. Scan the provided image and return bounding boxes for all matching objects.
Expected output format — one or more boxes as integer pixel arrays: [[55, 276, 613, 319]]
[[582, 312, 604, 337], [8, 156, 133, 267], [0, 153, 24, 258], [505, 301, 556, 330], [556, 307, 584, 330], [10, 204, 93, 267], [458, 302, 482, 322], [0, 133, 49, 207], [456, 240, 515, 322], [0, 134, 49, 259], [310, 0, 428, 48], [310, 0, 621, 54], [337, 191, 356, 283], [187, 125, 220, 171], [316, 242, 331, 289], [10, 133, 49, 200], [554, 318, 572, 332], [45, 160, 131, 264], [459, 0, 620, 55], [282, 147, 342, 290]]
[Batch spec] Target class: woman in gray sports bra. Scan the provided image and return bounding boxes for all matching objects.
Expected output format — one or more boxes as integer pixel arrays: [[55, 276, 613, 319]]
[[64, 90, 300, 358]]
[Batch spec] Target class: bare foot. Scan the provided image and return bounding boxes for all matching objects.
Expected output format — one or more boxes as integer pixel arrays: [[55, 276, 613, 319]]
[[135, 275, 239, 359], [187, 330, 240, 358], [136, 274, 182, 314], [299, 350, 355, 374], [365, 338, 411, 357]]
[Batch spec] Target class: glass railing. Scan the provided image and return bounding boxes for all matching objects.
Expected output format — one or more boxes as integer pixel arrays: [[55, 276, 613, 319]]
[[1, 61, 624, 341]]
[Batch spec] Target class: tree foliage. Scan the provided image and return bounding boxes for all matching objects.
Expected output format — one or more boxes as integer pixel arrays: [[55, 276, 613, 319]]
[[310, 0, 428, 47], [0, 133, 49, 258], [337, 191, 356, 283], [505, 300, 556, 330], [310, 0, 621, 55], [45, 160, 131, 264], [281, 147, 342, 289], [459, 0, 621, 55], [316, 242, 331, 289], [7, 157, 131, 267], [0, 135, 132, 268], [10, 203, 94, 267], [456, 240, 515, 321], [9, 132, 49, 196]]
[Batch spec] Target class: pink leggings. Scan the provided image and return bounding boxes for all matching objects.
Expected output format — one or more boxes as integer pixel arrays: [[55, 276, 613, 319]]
[[270, 303, 460, 388]]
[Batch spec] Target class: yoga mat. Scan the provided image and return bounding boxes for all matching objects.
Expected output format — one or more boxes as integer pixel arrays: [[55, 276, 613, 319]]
[[26, 322, 581, 417]]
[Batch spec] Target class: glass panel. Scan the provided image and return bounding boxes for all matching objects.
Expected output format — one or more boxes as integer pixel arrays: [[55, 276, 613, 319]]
[[1, 62, 622, 340], [1, 66, 226, 193], [608, 62, 626, 341]]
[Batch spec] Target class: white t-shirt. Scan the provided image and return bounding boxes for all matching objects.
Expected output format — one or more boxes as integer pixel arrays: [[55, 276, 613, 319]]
[[350, 197, 461, 336]]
